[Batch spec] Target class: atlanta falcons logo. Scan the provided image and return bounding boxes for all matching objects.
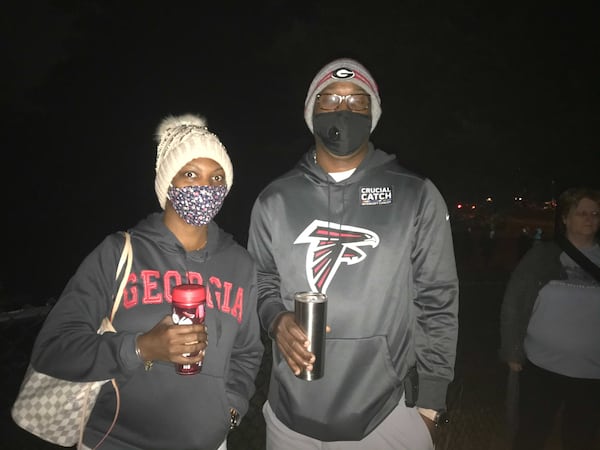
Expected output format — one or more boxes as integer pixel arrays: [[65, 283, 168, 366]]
[[294, 220, 380, 293]]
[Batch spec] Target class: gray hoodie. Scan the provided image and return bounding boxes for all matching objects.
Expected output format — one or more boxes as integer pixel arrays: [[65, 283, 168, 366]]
[[30, 213, 263, 450], [247, 145, 459, 441]]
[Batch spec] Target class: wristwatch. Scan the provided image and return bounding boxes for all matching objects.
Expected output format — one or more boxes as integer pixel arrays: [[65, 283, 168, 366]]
[[229, 408, 240, 430], [418, 408, 449, 427], [433, 409, 449, 427]]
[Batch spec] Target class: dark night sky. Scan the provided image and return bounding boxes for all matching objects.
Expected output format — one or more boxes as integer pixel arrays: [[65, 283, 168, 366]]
[[2, 1, 599, 303]]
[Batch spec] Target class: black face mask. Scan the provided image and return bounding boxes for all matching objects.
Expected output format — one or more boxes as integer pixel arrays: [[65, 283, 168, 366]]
[[313, 111, 371, 157]]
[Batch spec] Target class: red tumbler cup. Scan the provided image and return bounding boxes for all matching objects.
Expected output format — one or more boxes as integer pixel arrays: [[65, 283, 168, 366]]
[[171, 284, 206, 375]]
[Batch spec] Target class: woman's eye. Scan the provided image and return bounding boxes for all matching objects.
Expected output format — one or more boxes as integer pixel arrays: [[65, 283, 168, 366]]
[[184, 171, 196, 178], [213, 174, 224, 182]]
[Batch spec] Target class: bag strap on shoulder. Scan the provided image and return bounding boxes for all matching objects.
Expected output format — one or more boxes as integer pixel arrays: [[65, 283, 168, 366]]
[[556, 235, 600, 283], [85, 231, 131, 450], [110, 232, 132, 322]]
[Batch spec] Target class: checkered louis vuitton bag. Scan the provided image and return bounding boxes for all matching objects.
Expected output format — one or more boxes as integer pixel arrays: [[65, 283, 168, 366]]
[[11, 231, 132, 448]]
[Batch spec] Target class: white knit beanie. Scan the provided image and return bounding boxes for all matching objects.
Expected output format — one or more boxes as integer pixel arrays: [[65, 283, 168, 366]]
[[154, 114, 233, 210], [304, 58, 382, 134]]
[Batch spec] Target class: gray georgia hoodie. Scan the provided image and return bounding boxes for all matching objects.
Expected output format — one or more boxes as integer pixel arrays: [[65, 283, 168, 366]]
[[31, 213, 264, 450]]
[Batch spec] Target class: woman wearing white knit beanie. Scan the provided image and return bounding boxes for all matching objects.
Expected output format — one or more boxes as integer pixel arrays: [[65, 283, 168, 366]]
[[27, 113, 263, 450]]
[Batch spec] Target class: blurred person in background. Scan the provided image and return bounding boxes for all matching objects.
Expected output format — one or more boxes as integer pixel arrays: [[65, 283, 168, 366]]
[[500, 186, 600, 450]]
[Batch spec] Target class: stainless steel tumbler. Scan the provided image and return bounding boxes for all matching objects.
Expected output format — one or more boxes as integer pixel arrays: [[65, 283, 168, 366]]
[[294, 291, 327, 381]]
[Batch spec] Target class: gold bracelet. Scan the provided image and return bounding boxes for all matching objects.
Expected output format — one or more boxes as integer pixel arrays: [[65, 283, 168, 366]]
[[135, 334, 153, 371]]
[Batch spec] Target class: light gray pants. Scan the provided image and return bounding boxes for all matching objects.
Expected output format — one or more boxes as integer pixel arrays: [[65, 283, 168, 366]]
[[263, 396, 433, 450]]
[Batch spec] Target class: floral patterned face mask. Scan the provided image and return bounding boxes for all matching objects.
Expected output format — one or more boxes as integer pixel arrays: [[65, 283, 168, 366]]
[[167, 185, 227, 226]]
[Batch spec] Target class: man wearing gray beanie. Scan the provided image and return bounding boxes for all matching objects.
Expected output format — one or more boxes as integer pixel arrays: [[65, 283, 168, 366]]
[[248, 58, 459, 449]]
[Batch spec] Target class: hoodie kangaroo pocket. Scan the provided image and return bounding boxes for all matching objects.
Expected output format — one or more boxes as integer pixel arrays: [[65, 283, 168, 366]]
[[272, 335, 403, 441]]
